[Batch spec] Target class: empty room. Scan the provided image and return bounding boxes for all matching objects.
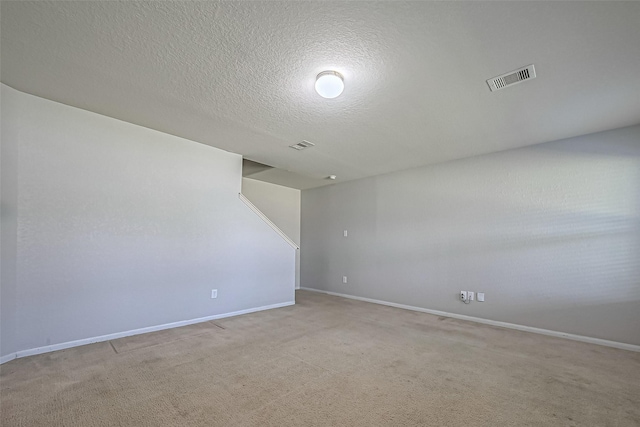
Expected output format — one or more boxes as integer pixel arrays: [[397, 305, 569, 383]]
[[1, 1, 639, 426]]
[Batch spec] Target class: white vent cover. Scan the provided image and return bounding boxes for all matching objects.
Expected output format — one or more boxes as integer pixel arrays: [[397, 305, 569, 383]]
[[487, 64, 536, 92], [289, 140, 315, 150]]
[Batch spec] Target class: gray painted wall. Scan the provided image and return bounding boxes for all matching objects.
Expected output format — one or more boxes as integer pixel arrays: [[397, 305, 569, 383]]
[[301, 125, 640, 346], [242, 178, 301, 289], [0, 85, 295, 357], [1, 85, 20, 357]]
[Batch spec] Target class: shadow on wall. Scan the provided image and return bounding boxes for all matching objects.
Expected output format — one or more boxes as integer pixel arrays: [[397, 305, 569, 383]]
[[383, 144, 639, 303], [301, 125, 640, 345]]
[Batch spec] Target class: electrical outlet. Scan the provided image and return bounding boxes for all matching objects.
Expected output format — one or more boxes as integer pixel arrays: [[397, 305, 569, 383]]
[[460, 291, 467, 302], [468, 291, 475, 301], [211, 289, 217, 299], [343, 230, 348, 237], [343, 276, 348, 284]]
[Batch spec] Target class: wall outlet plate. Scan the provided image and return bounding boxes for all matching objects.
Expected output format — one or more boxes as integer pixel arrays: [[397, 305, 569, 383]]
[[343, 276, 348, 284], [211, 289, 218, 299], [477, 292, 485, 302], [460, 291, 467, 301], [468, 291, 475, 301]]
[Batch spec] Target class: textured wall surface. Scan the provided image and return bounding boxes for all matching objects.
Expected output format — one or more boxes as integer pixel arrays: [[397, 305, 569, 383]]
[[0, 85, 295, 357], [301, 125, 640, 346], [0, 86, 20, 357], [242, 178, 301, 288]]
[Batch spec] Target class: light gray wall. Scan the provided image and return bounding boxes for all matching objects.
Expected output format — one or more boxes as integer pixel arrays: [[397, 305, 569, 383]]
[[1, 85, 20, 357], [301, 125, 640, 346], [0, 85, 295, 357], [242, 178, 301, 289]]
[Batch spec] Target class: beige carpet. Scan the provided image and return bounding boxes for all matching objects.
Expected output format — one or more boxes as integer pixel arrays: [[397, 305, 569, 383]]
[[1, 290, 639, 426]]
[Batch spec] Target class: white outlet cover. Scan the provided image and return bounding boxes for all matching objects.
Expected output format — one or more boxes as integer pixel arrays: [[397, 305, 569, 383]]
[[343, 230, 348, 237], [477, 292, 485, 302], [211, 289, 218, 299], [343, 276, 348, 284], [468, 291, 475, 301]]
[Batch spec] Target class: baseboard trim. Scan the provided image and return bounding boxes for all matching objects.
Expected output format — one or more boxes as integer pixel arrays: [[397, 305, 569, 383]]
[[299, 287, 640, 352], [0, 353, 16, 364], [0, 301, 295, 364]]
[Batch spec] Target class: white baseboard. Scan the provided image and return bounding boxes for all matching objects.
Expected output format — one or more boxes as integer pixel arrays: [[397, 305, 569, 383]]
[[0, 301, 295, 365], [299, 287, 640, 352], [0, 353, 16, 364]]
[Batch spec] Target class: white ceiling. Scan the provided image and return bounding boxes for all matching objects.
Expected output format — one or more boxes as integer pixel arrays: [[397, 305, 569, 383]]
[[2, 1, 640, 189]]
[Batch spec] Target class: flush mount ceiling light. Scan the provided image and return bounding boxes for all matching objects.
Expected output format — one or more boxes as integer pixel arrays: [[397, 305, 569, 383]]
[[315, 71, 344, 99]]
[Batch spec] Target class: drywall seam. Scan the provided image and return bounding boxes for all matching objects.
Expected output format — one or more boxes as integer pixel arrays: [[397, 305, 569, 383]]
[[0, 301, 295, 365], [239, 193, 299, 249], [300, 288, 640, 352]]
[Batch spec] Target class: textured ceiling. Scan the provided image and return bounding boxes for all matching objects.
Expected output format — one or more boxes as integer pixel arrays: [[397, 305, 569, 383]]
[[2, 1, 640, 189]]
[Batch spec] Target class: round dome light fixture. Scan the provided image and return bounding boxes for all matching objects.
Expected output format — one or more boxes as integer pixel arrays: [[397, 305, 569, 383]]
[[315, 71, 344, 99]]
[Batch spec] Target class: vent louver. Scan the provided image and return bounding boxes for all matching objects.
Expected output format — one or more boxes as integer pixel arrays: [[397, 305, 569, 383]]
[[487, 65, 536, 92], [289, 140, 315, 150]]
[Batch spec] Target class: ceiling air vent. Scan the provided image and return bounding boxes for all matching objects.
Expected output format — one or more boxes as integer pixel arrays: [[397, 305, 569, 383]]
[[487, 64, 536, 92], [289, 140, 315, 151]]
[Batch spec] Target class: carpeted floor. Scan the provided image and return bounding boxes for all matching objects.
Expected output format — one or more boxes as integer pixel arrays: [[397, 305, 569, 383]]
[[1, 290, 639, 426]]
